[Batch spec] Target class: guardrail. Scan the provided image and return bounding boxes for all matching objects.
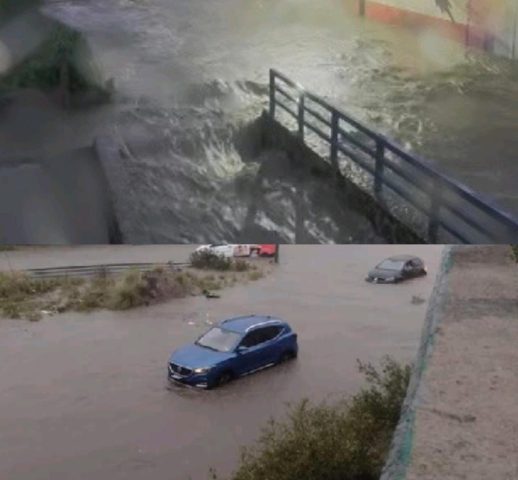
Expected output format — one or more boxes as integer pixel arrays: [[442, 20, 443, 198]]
[[25, 262, 189, 280], [269, 69, 518, 243]]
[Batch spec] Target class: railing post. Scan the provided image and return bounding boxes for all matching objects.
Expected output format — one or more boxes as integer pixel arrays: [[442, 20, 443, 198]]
[[298, 93, 305, 139], [330, 110, 339, 174], [269, 69, 275, 119], [374, 140, 385, 196], [428, 179, 441, 243], [359, 0, 366, 16]]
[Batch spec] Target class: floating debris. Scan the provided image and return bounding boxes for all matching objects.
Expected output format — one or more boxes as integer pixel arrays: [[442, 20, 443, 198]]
[[411, 295, 425, 305], [203, 289, 220, 299]]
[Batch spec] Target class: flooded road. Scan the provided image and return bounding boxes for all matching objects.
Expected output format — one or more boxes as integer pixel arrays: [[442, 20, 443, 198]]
[[2, 0, 517, 242], [0, 245, 444, 480]]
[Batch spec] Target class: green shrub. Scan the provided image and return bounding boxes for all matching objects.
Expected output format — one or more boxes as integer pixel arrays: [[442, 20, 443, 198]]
[[200, 277, 223, 291], [233, 259, 250, 272], [75, 275, 113, 311], [190, 251, 233, 271], [0, 8, 108, 100], [1, 301, 22, 319], [0, 272, 56, 301], [108, 270, 148, 310], [511, 245, 518, 263], [248, 271, 264, 281], [215, 357, 411, 480]]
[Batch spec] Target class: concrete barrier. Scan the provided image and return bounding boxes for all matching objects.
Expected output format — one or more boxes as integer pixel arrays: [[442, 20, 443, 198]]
[[381, 245, 518, 479], [0, 145, 122, 244], [380, 245, 453, 480], [258, 111, 425, 243]]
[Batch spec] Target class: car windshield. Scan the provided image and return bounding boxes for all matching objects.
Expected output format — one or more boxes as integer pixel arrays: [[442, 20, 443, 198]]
[[195, 327, 241, 353], [376, 259, 406, 271]]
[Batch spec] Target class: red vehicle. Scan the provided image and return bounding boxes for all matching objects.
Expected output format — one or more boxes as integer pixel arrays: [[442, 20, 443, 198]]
[[258, 244, 277, 257]]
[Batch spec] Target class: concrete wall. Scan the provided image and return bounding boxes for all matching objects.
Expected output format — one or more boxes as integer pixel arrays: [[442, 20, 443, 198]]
[[0, 146, 121, 245], [379, 245, 453, 480], [258, 112, 425, 244], [381, 245, 518, 480]]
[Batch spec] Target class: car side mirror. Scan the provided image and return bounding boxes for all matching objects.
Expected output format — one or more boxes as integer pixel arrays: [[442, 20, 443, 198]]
[[237, 346, 247, 354]]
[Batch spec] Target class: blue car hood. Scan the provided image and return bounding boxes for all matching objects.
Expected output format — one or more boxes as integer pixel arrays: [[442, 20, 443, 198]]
[[169, 343, 234, 368]]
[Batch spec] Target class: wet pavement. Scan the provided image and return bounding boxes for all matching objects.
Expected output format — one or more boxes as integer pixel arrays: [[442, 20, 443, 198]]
[[0, 245, 443, 480]]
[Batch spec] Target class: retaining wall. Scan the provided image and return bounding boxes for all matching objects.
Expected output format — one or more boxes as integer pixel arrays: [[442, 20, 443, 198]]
[[381, 245, 518, 479]]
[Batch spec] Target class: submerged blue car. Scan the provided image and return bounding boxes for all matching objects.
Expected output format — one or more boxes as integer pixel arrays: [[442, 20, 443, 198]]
[[168, 315, 298, 389]]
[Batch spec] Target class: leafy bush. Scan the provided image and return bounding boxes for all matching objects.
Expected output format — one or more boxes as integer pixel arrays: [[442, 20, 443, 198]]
[[0, 272, 84, 319], [0, 272, 57, 301], [74, 275, 114, 311], [0, 260, 268, 320], [511, 245, 518, 263], [248, 271, 263, 281], [233, 259, 250, 272], [190, 251, 233, 271], [214, 357, 411, 480], [107, 270, 148, 310], [190, 251, 255, 272], [0, 5, 109, 101], [0, 25, 97, 93]]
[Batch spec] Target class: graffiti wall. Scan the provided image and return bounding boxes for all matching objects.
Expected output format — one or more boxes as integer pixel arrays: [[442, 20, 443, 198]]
[[356, 0, 518, 58], [467, 0, 518, 57]]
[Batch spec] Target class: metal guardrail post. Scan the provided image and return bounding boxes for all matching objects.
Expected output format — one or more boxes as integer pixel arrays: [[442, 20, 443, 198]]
[[330, 110, 339, 174], [374, 140, 385, 195], [298, 93, 305, 139], [269, 70, 276, 119], [428, 179, 442, 242]]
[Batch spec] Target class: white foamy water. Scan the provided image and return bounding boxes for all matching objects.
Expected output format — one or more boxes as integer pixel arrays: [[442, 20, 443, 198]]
[[3, 0, 517, 242]]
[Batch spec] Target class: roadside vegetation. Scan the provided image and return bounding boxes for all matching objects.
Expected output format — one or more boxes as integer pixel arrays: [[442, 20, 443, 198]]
[[0, 257, 268, 321], [211, 357, 410, 480], [511, 245, 518, 263], [189, 251, 252, 272]]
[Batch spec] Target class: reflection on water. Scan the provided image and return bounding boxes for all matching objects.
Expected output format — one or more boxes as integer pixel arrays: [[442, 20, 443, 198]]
[[1, 0, 517, 242]]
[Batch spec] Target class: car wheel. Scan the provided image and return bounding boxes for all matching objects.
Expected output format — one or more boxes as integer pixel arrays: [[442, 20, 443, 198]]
[[214, 371, 233, 388], [279, 350, 296, 363]]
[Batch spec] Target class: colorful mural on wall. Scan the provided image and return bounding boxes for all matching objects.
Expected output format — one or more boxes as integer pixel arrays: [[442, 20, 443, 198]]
[[356, 0, 518, 58]]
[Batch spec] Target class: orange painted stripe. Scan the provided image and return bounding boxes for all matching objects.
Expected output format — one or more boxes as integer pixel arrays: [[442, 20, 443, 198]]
[[364, 1, 468, 44]]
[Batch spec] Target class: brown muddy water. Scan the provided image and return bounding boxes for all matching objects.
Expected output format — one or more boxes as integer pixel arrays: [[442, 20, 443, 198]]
[[1, 0, 517, 243], [0, 245, 444, 480]]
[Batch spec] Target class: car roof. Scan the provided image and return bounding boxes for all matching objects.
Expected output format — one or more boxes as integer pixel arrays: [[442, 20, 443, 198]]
[[385, 255, 421, 262], [220, 315, 284, 333]]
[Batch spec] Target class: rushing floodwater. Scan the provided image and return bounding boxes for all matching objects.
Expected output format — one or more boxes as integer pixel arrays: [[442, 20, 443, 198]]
[[4, 0, 518, 242], [0, 245, 444, 480]]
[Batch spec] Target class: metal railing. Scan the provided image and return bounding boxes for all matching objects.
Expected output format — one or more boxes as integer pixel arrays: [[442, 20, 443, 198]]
[[25, 262, 189, 279], [269, 69, 518, 243]]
